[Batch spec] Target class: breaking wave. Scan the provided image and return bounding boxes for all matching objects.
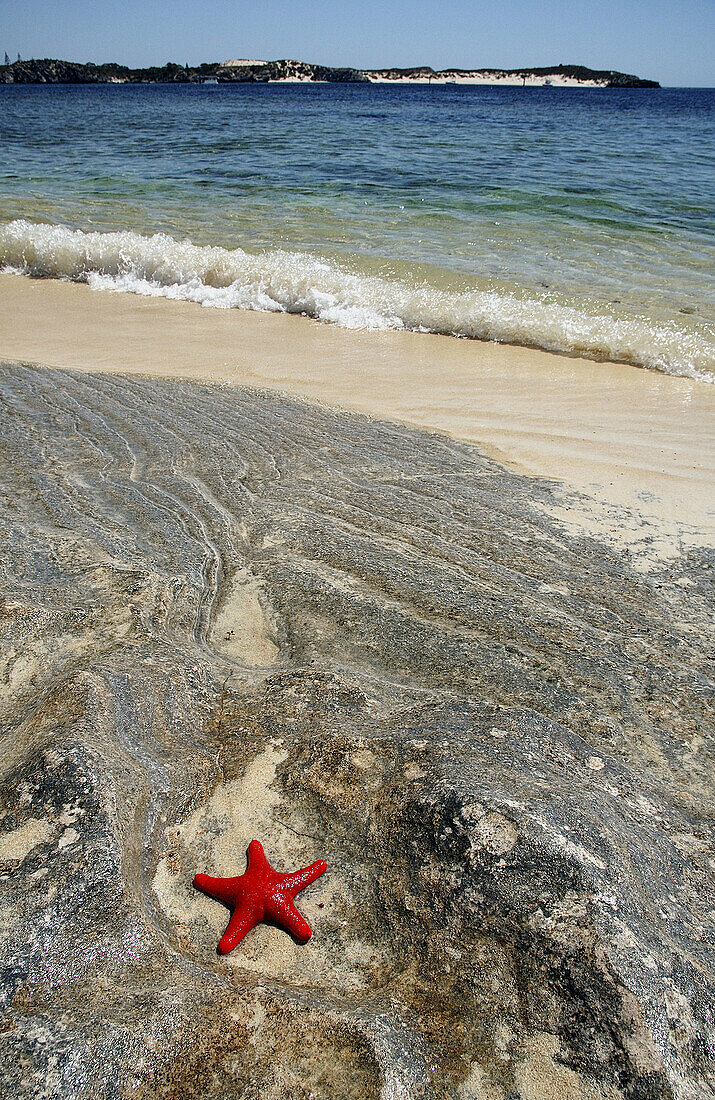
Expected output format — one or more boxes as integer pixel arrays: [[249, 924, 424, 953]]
[[1, 219, 712, 381]]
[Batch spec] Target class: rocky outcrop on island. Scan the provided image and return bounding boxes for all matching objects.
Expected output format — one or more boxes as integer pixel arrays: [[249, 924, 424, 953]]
[[217, 58, 369, 83], [0, 57, 368, 85], [0, 56, 660, 87], [0, 362, 710, 1098], [0, 58, 194, 84]]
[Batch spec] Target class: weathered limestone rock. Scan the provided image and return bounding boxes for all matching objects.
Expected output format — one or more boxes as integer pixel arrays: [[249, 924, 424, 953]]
[[0, 363, 711, 1098]]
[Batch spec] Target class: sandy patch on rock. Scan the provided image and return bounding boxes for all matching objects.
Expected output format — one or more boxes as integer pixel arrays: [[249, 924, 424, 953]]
[[516, 1032, 622, 1100], [0, 818, 56, 865], [152, 742, 385, 991], [210, 568, 280, 666]]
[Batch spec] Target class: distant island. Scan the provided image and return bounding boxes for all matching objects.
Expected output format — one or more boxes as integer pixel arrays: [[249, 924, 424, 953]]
[[0, 57, 660, 88]]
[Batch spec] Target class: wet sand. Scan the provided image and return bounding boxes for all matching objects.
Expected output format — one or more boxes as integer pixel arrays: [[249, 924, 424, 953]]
[[1, 272, 713, 560]]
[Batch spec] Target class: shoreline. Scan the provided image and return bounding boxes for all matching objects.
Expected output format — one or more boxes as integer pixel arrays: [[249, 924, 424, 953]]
[[1, 271, 713, 563], [366, 74, 608, 86]]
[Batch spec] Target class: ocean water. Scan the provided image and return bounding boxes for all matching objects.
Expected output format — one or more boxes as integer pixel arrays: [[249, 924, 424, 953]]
[[0, 82, 713, 380]]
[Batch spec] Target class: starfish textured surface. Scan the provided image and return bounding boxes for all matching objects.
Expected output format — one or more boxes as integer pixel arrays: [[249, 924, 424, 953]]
[[194, 840, 327, 953]]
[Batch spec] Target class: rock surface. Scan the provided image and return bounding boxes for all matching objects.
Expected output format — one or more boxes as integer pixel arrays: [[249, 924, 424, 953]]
[[0, 362, 711, 1098]]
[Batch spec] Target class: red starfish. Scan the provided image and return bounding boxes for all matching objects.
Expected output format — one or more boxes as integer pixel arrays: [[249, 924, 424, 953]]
[[193, 840, 327, 954]]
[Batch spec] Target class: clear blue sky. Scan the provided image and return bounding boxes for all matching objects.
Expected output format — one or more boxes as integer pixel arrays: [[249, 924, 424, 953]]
[[1, 0, 713, 86]]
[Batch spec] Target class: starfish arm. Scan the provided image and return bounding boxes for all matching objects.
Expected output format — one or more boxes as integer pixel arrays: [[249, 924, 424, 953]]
[[194, 873, 244, 907], [281, 859, 327, 897], [246, 839, 272, 876], [218, 899, 262, 954], [266, 891, 312, 944]]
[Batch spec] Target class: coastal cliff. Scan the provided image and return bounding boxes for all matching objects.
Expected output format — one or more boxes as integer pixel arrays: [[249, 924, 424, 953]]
[[0, 57, 660, 87]]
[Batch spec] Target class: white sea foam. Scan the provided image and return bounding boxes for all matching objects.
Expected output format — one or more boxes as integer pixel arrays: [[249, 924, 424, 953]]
[[1, 219, 712, 381]]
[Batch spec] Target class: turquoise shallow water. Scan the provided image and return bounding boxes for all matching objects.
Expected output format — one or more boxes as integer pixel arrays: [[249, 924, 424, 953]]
[[0, 83, 713, 378]]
